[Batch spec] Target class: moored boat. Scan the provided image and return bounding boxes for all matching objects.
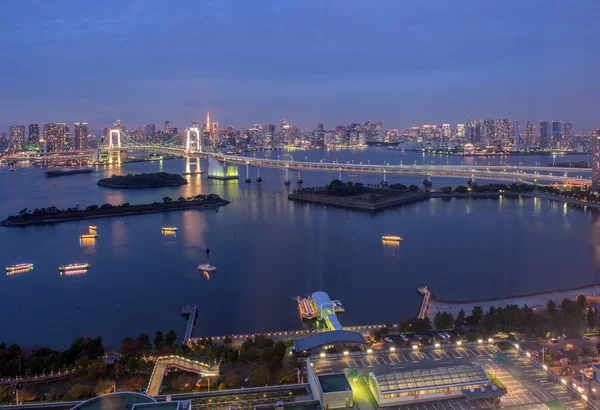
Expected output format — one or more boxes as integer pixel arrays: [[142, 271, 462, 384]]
[[59, 263, 90, 273], [198, 263, 217, 272], [79, 234, 98, 239], [161, 227, 177, 232], [382, 235, 403, 242], [6, 263, 33, 274]]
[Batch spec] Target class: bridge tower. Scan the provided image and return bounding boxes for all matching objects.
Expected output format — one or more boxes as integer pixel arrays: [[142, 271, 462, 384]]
[[108, 129, 123, 164], [186, 127, 202, 153]]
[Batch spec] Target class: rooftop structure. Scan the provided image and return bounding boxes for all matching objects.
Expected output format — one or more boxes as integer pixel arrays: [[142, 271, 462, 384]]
[[71, 392, 156, 410], [368, 364, 491, 406], [292, 330, 366, 355]]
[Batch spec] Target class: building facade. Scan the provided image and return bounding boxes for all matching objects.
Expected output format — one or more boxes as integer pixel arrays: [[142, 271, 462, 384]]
[[551, 121, 562, 148], [10, 125, 26, 152], [28, 124, 40, 148], [74, 122, 89, 150], [539, 121, 550, 149], [592, 130, 600, 191]]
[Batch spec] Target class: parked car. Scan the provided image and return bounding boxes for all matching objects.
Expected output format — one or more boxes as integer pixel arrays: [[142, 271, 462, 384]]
[[384, 337, 393, 343]]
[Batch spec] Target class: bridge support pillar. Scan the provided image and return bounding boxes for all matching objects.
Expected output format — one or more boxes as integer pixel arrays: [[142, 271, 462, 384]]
[[284, 168, 290, 185], [382, 172, 387, 183], [184, 157, 201, 175], [297, 170, 303, 184], [256, 167, 262, 182], [338, 171, 342, 181], [245, 164, 251, 183]]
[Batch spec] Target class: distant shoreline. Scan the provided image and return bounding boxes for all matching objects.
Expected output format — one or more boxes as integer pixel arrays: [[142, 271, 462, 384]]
[[1, 197, 229, 227]]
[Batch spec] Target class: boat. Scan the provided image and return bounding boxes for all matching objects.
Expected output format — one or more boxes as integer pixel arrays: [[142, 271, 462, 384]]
[[88, 226, 97, 231], [382, 235, 403, 242], [79, 234, 98, 239], [297, 294, 318, 320], [6, 263, 33, 274], [161, 227, 177, 232], [333, 300, 345, 313], [59, 263, 90, 273], [198, 263, 217, 272], [45, 168, 93, 178]]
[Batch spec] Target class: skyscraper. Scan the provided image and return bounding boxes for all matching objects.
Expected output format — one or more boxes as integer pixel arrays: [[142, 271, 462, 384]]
[[74, 122, 89, 150], [564, 122, 573, 141], [551, 121, 561, 148], [113, 119, 125, 134], [456, 124, 465, 138], [482, 119, 495, 145], [28, 124, 40, 148], [495, 119, 511, 147], [592, 129, 600, 190], [164, 121, 172, 135], [539, 121, 550, 148], [514, 119, 520, 147], [523, 121, 535, 146], [43, 123, 68, 152], [10, 125, 26, 152], [145, 123, 156, 138], [466, 120, 481, 144]]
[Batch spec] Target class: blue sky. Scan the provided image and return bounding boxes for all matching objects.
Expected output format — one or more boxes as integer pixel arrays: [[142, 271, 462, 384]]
[[1, 0, 599, 132]]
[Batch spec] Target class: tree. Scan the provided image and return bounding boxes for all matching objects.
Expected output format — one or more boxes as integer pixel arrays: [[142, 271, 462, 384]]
[[68, 383, 92, 400], [471, 306, 484, 324], [223, 336, 232, 345], [252, 365, 270, 386], [588, 310, 597, 328], [408, 185, 419, 192], [154, 331, 164, 348], [225, 373, 242, 388], [87, 359, 107, 378], [454, 186, 469, 193], [434, 312, 454, 330], [126, 357, 139, 373], [165, 330, 177, 347], [218, 383, 227, 390], [547, 300, 557, 314], [0, 384, 8, 399], [178, 197, 186, 202], [137, 334, 152, 352], [95, 379, 114, 395], [119, 375, 144, 391], [162, 197, 172, 204], [577, 295, 587, 308], [455, 309, 466, 328], [440, 186, 452, 193]]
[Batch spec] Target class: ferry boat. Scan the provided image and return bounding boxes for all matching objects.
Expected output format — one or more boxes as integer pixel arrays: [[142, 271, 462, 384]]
[[382, 235, 403, 242], [88, 226, 97, 231], [79, 234, 98, 239], [161, 227, 177, 232], [198, 263, 217, 272], [297, 294, 318, 320], [333, 300, 345, 313], [6, 263, 33, 274], [59, 263, 90, 273]]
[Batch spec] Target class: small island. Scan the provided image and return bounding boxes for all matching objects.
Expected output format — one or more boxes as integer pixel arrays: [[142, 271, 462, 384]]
[[2, 194, 229, 226], [97, 172, 187, 188], [288, 179, 428, 211]]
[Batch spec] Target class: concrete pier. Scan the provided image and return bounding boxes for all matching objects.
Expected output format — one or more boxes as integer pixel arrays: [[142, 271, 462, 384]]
[[181, 304, 197, 345]]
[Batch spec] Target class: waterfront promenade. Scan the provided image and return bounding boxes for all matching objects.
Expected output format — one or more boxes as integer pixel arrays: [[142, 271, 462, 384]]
[[426, 284, 600, 318]]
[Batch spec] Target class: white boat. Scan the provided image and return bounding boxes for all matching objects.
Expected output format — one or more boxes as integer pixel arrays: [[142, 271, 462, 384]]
[[6, 263, 33, 274], [59, 263, 90, 272], [198, 264, 217, 272]]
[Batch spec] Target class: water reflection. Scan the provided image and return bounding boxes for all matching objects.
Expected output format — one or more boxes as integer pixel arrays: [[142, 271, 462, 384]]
[[60, 269, 87, 276]]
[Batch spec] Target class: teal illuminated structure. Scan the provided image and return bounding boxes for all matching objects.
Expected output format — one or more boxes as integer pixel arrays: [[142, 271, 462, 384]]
[[208, 155, 239, 180]]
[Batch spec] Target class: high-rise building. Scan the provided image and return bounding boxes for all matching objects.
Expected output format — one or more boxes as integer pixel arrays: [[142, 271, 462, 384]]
[[113, 119, 125, 134], [164, 121, 172, 135], [28, 124, 40, 148], [482, 120, 495, 145], [192, 121, 200, 129], [74, 122, 89, 150], [592, 130, 600, 190], [514, 119, 520, 147], [145, 123, 156, 138], [551, 121, 561, 148], [43, 123, 68, 152], [442, 124, 450, 138], [466, 120, 481, 144], [456, 124, 465, 138], [211, 122, 219, 142], [564, 122, 573, 141], [539, 121, 550, 148], [523, 121, 535, 146], [495, 119, 511, 147], [10, 125, 26, 152]]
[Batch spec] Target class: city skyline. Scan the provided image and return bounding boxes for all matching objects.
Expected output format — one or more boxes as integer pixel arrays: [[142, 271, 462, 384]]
[[1, 1, 600, 130]]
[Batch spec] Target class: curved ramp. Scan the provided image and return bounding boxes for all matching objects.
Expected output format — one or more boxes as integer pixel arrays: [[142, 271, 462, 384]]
[[147, 356, 218, 397]]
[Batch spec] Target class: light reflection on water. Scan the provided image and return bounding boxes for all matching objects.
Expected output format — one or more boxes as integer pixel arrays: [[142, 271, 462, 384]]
[[0, 149, 598, 348]]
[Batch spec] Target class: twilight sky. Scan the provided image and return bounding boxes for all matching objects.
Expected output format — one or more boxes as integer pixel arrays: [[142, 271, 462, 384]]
[[1, 0, 599, 132]]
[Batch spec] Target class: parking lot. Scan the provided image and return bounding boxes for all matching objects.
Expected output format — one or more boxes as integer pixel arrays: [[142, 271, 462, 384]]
[[310, 344, 588, 409]]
